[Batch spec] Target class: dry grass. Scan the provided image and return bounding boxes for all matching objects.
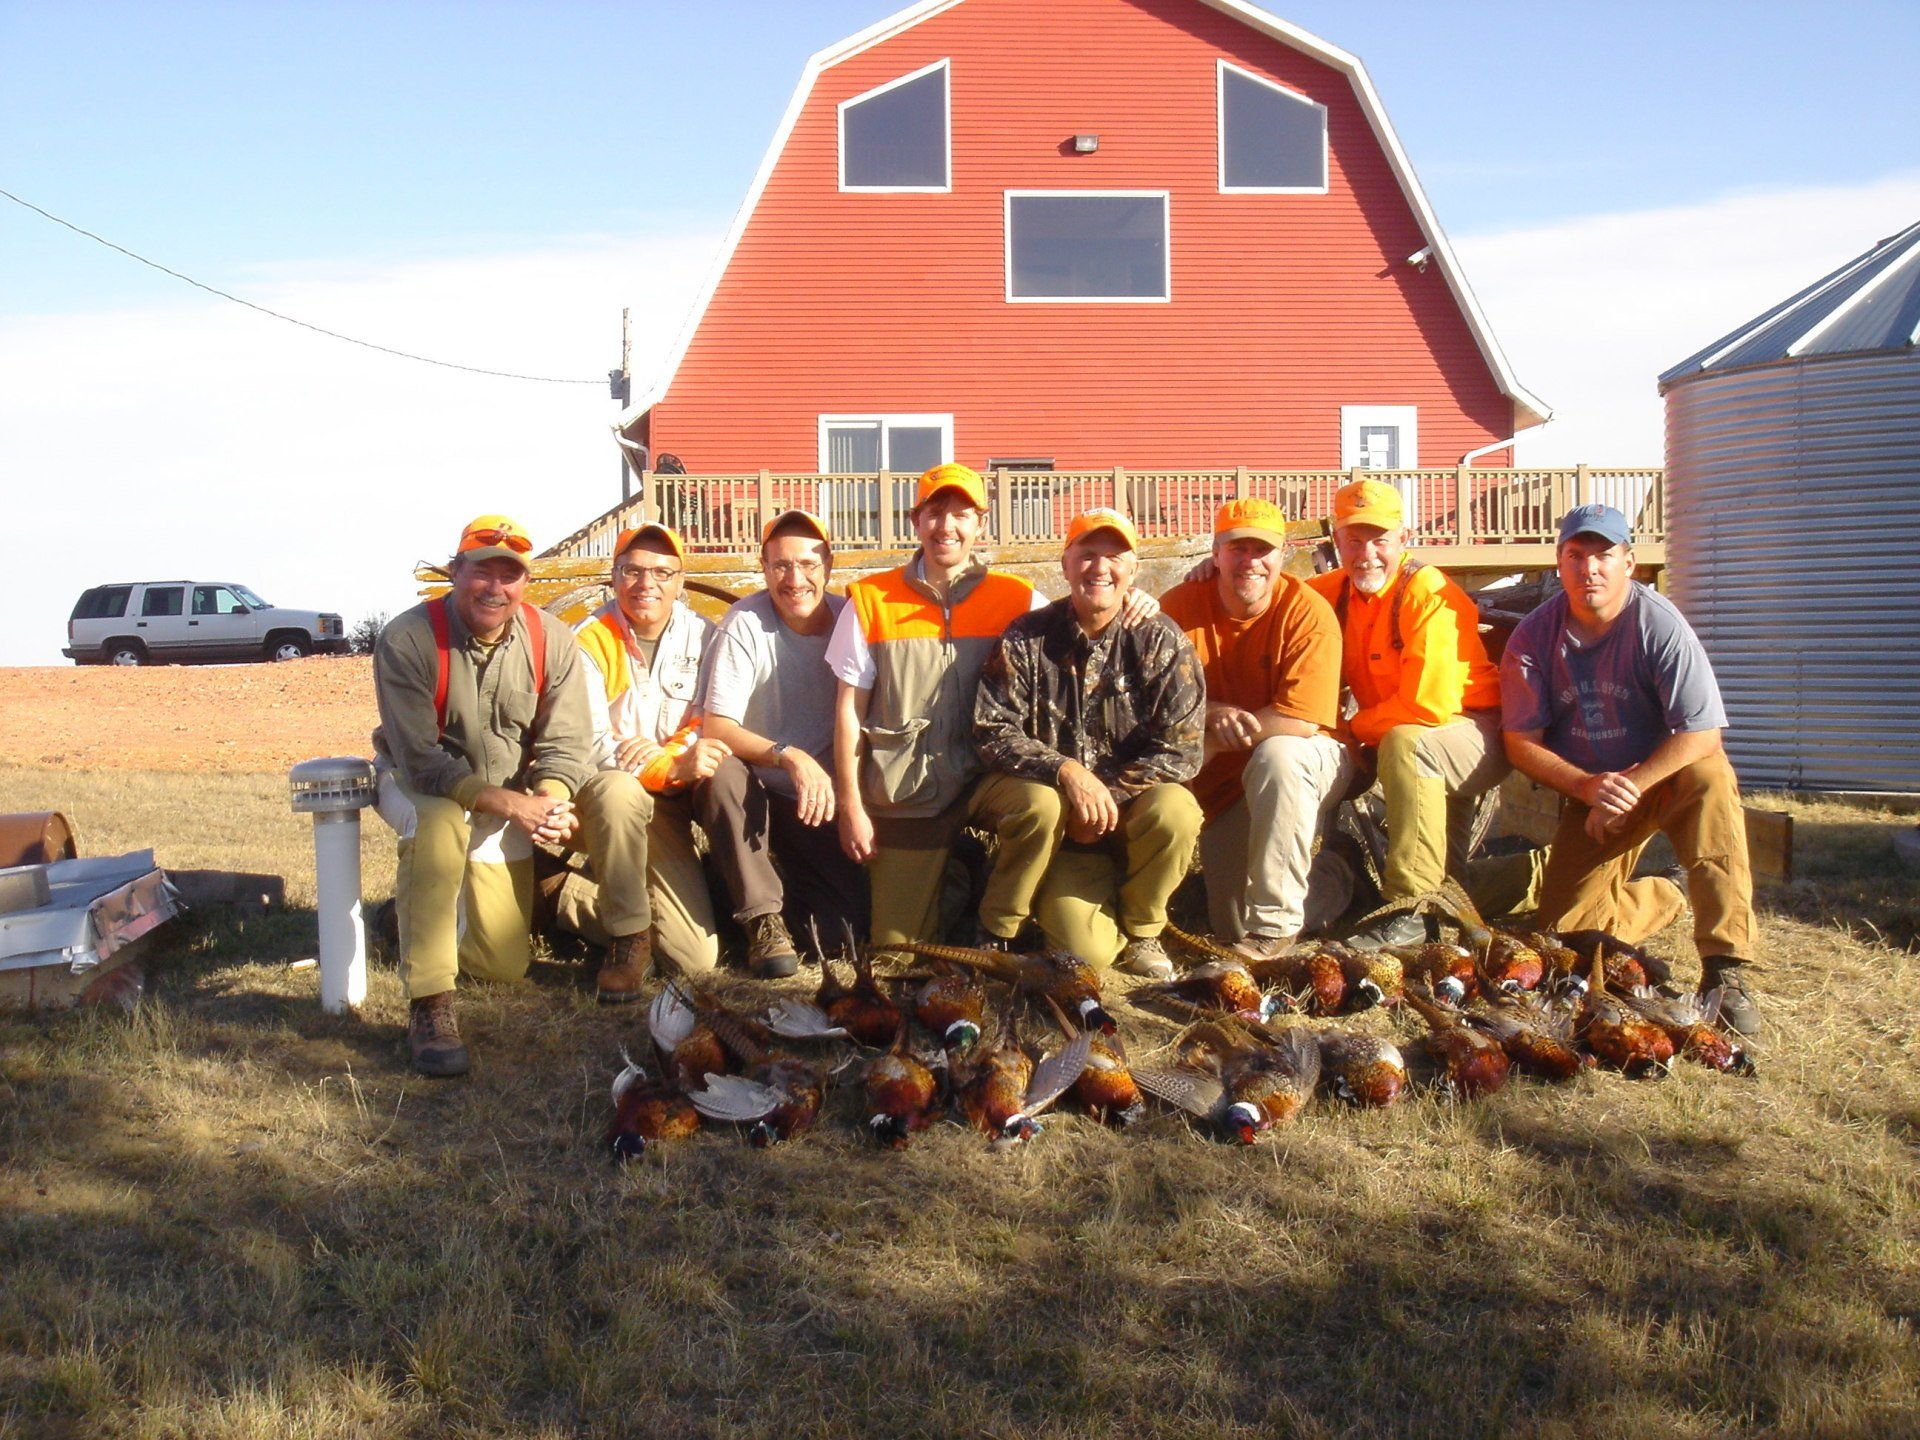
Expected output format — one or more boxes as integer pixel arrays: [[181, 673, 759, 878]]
[[2, 766, 1918, 1439]]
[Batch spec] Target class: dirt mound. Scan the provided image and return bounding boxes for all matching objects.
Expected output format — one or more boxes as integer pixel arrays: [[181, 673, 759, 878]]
[[0, 658, 379, 773]]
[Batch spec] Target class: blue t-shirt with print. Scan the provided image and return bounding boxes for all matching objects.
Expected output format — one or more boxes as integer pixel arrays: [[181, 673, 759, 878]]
[[1500, 583, 1726, 774]]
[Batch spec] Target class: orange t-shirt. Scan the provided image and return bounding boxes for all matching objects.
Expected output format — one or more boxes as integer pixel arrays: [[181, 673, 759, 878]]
[[1159, 574, 1342, 821]]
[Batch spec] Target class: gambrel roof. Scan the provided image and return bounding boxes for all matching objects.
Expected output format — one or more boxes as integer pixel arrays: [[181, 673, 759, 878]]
[[618, 0, 1550, 435]]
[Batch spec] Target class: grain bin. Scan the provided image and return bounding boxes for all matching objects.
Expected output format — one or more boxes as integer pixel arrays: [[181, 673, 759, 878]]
[[1659, 221, 1920, 793]]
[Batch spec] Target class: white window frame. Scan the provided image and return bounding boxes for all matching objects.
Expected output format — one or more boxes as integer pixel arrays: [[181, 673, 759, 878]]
[[816, 413, 954, 471], [837, 59, 952, 194], [1003, 190, 1172, 304], [1341, 405, 1419, 527], [1216, 60, 1329, 195]]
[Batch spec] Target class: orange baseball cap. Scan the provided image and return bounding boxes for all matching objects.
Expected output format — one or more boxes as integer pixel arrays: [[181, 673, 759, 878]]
[[455, 514, 534, 569], [914, 462, 989, 510], [1332, 478, 1404, 531], [612, 522, 687, 564], [761, 508, 832, 545], [1064, 507, 1141, 552], [1213, 497, 1287, 547]]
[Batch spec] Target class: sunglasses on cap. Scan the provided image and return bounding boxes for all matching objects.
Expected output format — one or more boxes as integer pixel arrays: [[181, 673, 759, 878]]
[[460, 525, 533, 554]]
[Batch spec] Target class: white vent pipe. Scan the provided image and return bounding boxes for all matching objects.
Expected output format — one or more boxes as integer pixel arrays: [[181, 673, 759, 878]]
[[288, 756, 376, 1014]]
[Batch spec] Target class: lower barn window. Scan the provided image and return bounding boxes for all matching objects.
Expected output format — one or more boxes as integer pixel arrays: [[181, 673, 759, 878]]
[[1006, 192, 1170, 302]]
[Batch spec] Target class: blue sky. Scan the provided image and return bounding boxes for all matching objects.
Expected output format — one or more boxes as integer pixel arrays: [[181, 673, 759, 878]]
[[2, 0, 1917, 666]]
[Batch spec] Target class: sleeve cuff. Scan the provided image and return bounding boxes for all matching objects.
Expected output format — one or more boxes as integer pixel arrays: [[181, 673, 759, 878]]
[[449, 775, 488, 810], [533, 778, 574, 802]]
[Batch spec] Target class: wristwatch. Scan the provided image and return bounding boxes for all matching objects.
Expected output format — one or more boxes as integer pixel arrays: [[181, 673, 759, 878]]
[[769, 742, 790, 761]]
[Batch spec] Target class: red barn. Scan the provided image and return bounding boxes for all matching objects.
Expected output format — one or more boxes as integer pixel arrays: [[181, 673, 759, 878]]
[[615, 0, 1547, 478]]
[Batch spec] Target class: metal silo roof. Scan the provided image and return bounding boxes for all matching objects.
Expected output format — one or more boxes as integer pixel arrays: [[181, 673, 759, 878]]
[[1659, 219, 1920, 387]]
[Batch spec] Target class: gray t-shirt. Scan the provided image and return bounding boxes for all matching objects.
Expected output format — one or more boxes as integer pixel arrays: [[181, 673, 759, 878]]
[[701, 590, 847, 797], [1500, 583, 1727, 774]]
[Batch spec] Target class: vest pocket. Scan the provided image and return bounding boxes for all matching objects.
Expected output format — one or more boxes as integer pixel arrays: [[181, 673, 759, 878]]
[[860, 716, 937, 808], [496, 688, 538, 736]]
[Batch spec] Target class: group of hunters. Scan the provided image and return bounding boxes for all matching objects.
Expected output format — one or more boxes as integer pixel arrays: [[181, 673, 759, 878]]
[[372, 464, 1762, 1078]]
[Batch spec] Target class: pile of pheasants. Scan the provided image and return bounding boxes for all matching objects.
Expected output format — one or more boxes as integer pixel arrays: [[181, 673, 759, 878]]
[[606, 883, 1753, 1158]]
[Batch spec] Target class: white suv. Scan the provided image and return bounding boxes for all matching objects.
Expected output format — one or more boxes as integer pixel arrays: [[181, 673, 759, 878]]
[[65, 581, 349, 666]]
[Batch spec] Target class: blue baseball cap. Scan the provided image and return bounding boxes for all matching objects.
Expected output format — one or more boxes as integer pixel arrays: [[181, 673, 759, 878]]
[[1557, 503, 1632, 548]]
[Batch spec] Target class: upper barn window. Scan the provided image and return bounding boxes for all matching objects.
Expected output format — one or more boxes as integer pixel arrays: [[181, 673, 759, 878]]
[[1218, 60, 1328, 193], [839, 59, 950, 191], [1005, 192, 1171, 302]]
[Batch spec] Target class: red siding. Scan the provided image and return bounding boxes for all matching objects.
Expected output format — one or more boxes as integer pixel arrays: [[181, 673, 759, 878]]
[[649, 0, 1515, 472]]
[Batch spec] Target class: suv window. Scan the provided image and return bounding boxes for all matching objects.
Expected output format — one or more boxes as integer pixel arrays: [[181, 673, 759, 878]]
[[141, 586, 184, 618], [72, 585, 133, 620], [193, 585, 248, 616]]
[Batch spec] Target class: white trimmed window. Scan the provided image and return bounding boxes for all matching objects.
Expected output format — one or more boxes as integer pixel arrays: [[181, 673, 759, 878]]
[[839, 60, 950, 192], [1005, 191, 1171, 302], [1218, 60, 1328, 193], [1341, 405, 1419, 526], [818, 414, 952, 473]]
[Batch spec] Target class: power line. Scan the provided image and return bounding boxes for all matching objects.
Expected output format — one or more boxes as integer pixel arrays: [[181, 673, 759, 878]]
[[1, 185, 604, 386]]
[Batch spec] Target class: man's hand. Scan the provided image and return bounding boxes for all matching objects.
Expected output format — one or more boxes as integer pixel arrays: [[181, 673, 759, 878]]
[[1207, 703, 1263, 753], [839, 798, 877, 864], [1119, 587, 1160, 626], [481, 787, 576, 844], [781, 747, 836, 827], [1183, 555, 1218, 586], [1578, 770, 1641, 821], [1058, 759, 1121, 841], [614, 736, 663, 774], [669, 737, 732, 787]]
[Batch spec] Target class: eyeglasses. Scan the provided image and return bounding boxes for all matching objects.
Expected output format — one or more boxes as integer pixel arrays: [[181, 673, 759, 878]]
[[459, 525, 532, 554], [615, 563, 681, 586], [765, 559, 824, 578]]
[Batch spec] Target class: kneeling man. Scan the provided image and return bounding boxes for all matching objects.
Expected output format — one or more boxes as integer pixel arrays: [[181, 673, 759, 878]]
[[975, 509, 1204, 975], [373, 514, 653, 1076], [1502, 504, 1762, 1034]]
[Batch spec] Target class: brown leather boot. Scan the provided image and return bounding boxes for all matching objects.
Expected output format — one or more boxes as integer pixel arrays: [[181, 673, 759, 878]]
[[407, 991, 470, 1078], [597, 930, 652, 1003], [746, 912, 799, 979]]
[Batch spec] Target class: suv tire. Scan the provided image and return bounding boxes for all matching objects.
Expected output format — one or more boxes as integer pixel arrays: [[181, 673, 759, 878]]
[[266, 634, 310, 662], [105, 640, 147, 667]]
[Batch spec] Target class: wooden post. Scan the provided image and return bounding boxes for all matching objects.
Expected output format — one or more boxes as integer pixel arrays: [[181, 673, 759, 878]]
[[993, 469, 1013, 543], [1235, 465, 1250, 500], [757, 469, 773, 542], [1455, 464, 1473, 546], [1113, 466, 1129, 517], [640, 469, 658, 526], [876, 469, 894, 548], [1575, 463, 1593, 508]]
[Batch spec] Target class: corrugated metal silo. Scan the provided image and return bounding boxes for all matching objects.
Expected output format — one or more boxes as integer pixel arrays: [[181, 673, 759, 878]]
[[1659, 221, 1920, 792]]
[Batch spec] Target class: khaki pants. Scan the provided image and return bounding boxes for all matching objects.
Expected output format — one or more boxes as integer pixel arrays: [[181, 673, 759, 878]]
[[1535, 750, 1756, 961], [1201, 732, 1355, 942], [385, 769, 655, 999], [552, 789, 719, 974], [1373, 710, 1510, 901], [1035, 784, 1203, 966], [868, 774, 1065, 947]]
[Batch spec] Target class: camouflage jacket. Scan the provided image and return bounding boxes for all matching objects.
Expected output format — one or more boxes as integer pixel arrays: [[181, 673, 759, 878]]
[[974, 597, 1205, 803]]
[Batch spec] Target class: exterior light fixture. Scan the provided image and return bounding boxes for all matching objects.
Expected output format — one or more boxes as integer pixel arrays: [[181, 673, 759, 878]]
[[1072, 134, 1100, 154], [289, 755, 376, 1013]]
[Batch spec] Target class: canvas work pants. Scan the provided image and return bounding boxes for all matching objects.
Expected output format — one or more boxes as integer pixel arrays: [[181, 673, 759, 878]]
[[691, 756, 870, 943], [1373, 710, 1510, 901], [1035, 783, 1203, 966], [383, 769, 653, 1000], [1535, 749, 1756, 962], [1200, 732, 1355, 942], [550, 788, 720, 974], [868, 773, 1065, 947]]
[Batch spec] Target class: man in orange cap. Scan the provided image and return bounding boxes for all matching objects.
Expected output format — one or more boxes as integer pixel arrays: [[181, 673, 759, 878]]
[[975, 508, 1205, 974], [564, 521, 751, 983], [1160, 497, 1350, 956], [372, 514, 650, 1077], [1306, 478, 1508, 948], [827, 463, 1051, 948]]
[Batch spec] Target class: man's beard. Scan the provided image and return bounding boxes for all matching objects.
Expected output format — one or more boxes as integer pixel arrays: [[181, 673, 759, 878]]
[[1349, 564, 1390, 595]]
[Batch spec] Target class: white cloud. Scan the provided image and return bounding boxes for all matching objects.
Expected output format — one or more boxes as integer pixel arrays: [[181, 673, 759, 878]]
[[1456, 171, 1920, 465], [0, 231, 720, 666]]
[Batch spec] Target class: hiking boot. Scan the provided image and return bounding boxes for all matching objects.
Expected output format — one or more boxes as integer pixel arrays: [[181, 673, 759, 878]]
[[1700, 956, 1762, 1037], [1232, 932, 1295, 963], [1346, 911, 1428, 952], [597, 930, 652, 1003], [407, 992, 470, 1078], [966, 921, 1014, 953], [746, 913, 799, 979], [1115, 935, 1175, 980]]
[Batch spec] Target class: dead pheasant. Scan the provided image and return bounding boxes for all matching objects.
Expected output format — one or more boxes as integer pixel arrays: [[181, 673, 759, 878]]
[[1620, 987, 1752, 1075], [649, 982, 751, 1091], [1556, 929, 1665, 993], [605, 1051, 701, 1160], [953, 1000, 1093, 1144], [1133, 1017, 1321, 1144], [1480, 932, 1546, 995], [809, 920, 905, 1047], [1316, 1030, 1408, 1109], [657, 982, 826, 1146], [1468, 992, 1588, 1081], [1403, 985, 1511, 1099], [1387, 940, 1480, 1005], [901, 940, 1115, 1035], [1577, 952, 1674, 1078], [1043, 996, 1144, 1126], [911, 966, 987, 1053], [861, 1026, 944, 1149]]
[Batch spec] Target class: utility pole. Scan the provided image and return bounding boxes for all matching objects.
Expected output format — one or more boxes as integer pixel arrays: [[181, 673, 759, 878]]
[[610, 307, 633, 504]]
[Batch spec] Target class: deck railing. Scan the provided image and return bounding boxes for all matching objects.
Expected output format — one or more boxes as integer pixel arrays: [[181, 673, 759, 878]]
[[543, 466, 1666, 560]]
